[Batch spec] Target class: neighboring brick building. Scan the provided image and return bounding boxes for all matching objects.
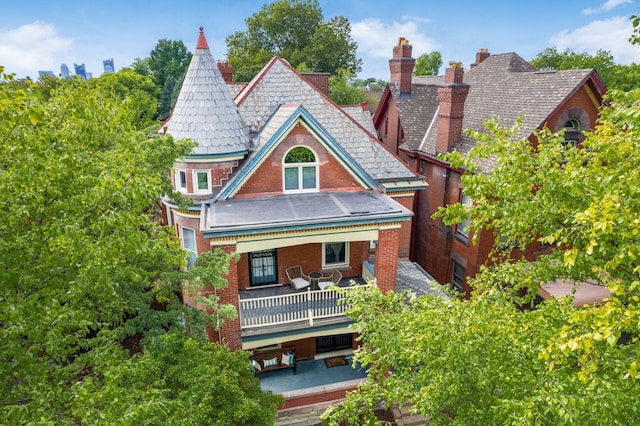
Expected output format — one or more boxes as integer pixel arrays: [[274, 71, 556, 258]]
[[161, 28, 425, 362], [373, 39, 606, 294]]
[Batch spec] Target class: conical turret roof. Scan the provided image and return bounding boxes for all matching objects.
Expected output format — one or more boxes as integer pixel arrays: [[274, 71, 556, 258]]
[[165, 27, 251, 155]]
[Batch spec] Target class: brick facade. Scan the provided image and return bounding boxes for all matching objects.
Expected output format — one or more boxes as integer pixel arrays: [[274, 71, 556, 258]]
[[374, 228, 400, 294]]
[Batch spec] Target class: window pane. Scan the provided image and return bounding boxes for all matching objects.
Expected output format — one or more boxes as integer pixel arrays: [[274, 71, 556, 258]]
[[457, 194, 472, 238], [182, 228, 196, 268], [302, 166, 316, 189], [178, 171, 187, 189], [285, 146, 315, 163], [284, 167, 299, 190], [196, 172, 209, 191], [325, 242, 346, 265]]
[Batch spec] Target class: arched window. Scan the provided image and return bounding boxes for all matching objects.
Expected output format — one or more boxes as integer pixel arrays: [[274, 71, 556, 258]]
[[283, 146, 318, 192], [564, 118, 582, 132]]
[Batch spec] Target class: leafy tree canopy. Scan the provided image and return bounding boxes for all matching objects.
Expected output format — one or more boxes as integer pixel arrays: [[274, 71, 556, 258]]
[[0, 68, 280, 424], [328, 68, 365, 105], [414, 51, 442, 76], [530, 47, 639, 91], [325, 88, 640, 425], [226, 0, 362, 81]]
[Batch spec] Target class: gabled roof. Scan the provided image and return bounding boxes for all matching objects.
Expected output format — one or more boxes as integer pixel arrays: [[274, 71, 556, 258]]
[[234, 57, 422, 182], [165, 28, 251, 156], [216, 104, 380, 200], [385, 52, 605, 170]]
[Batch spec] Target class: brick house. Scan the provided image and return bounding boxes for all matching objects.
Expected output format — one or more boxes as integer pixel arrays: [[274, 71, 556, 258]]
[[160, 29, 425, 360], [373, 39, 606, 294]]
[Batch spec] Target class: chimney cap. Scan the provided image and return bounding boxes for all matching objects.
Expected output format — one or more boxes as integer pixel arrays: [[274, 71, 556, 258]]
[[397, 37, 410, 46], [448, 61, 463, 70]]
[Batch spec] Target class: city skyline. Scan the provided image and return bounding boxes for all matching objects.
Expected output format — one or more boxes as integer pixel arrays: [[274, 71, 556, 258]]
[[0, 0, 638, 80]]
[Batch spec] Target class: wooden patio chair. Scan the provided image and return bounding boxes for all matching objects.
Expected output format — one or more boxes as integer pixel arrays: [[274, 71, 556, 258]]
[[285, 265, 311, 290], [318, 270, 342, 290]]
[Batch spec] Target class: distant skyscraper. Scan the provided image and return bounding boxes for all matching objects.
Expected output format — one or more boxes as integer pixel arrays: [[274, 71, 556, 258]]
[[103, 58, 114, 73], [38, 70, 54, 78], [60, 64, 70, 78], [74, 63, 87, 80]]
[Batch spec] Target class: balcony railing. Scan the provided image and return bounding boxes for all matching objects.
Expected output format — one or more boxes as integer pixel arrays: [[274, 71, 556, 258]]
[[239, 285, 370, 329]]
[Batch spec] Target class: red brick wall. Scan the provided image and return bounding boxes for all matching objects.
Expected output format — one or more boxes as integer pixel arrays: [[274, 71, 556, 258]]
[[546, 85, 600, 132], [171, 160, 237, 198], [391, 193, 415, 258], [378, 98, 401, 155], [374, 228, 399, 293], [300, 72, 329, 96], [216, 244, 242, 350], [235, 124, 364, 197]]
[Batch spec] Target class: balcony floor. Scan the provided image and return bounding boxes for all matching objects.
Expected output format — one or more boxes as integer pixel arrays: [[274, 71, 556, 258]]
[[258, 353, 367, 395]]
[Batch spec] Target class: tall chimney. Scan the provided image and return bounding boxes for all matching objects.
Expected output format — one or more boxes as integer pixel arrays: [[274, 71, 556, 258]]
[[217, 60, 234, 83], [389, 37, 415, 95], [470, 48, 490, 68], [436, 62, 469, 153]]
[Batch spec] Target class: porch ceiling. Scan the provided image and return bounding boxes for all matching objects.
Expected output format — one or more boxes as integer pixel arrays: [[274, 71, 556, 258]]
[[201, 190, 412, 237]]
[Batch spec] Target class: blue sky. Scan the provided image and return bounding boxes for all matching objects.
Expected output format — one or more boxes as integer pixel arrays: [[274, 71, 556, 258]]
[[0, 0, 638, 80]]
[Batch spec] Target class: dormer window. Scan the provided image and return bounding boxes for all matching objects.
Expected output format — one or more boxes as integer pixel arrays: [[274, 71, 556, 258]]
[[193, 170, 211, 194], [283, 146, 318, 193]]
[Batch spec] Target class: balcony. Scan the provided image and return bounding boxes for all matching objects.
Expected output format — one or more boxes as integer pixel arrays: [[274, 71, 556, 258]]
[[239, 283, 370, 334]]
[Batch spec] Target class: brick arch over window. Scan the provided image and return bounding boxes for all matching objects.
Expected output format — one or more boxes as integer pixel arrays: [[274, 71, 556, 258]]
[[554, 107, 590, 132], [282, 145, 319, 193]]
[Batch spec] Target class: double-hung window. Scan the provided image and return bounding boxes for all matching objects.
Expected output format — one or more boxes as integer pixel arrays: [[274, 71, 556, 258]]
[[451, 260, 465, 292], [193, 170, 211, 194], [283, 147, 318, 193], [181, 226, 197, 269], [456, 193, 472, 240]]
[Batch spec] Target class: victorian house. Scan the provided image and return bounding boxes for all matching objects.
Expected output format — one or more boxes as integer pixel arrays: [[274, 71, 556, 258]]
[[373, 39, 606, 294], [160, 29, 426, 364]]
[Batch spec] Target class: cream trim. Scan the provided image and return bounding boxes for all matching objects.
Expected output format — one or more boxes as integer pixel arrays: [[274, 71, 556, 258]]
[[173, 210, 201, 219]]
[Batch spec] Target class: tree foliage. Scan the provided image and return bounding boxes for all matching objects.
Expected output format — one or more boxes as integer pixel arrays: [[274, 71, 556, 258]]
[[226, 0, 361, 81], [530, 47, 640, 91], [328, 69, 365, 105], [0, 68, 280, 424], [325, 88, 640, 425], [414, 51, 443, 76]]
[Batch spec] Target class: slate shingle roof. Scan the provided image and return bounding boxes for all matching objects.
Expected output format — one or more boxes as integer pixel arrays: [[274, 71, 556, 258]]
[[165, 29, 251, 155], [235, 57, 421, 182], [395, 52, 602, 171]]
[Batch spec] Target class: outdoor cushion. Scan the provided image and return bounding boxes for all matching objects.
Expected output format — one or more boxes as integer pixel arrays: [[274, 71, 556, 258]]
[[281, 353, 291, 366], [264, 357, 278, 367], [252, 359, 262, 371], [291, 277, 310, 290]]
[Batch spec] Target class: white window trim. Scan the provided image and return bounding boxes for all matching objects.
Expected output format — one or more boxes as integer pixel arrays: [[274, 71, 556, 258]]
[[282, 147, 319, 194], [175, 169, 188, 193], [322, 242, 350, 269], [457, 193, 472, 239], [192, 170, 211, 194], [180, 226, 197, 268]]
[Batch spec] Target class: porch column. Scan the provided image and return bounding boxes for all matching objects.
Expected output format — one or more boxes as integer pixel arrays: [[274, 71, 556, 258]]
[[214, 244, 243, 350], [375, 227, 400, 294]]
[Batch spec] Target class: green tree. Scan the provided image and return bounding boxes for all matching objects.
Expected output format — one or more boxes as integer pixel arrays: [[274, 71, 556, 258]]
[[226, 0, 361, 81], [148, 39, 192, 89], [414, 51, 442, 76], [89, 69, 160, 130], [530, 47, 639, 91], [328, 69, 365, 105], [325, 88, 640, 424], [0, 68, 280, 424]]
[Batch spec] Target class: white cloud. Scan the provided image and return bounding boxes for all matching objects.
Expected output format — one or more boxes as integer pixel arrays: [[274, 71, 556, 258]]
[[582, 0, 632, 15], [550, 16, 640, 65], [0, 22, 73, 78], [351, 17, 438, 79]]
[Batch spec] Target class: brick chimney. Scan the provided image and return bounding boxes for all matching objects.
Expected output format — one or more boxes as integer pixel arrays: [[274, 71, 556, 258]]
[[300, 72, 330, 96], [436, 63, 469, 153], [470, 48, 490, 68], [389, 37, 415, 95], [217, 60, 234, 83]]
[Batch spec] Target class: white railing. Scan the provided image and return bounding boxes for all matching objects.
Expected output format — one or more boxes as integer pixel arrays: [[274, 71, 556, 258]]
[[239, 285, 370, 329]]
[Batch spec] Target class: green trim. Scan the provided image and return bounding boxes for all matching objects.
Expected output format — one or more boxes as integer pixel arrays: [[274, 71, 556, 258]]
[[202, 214, 410, 238], [241, 321, 353, 343], [181, 150, 248, 160]]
